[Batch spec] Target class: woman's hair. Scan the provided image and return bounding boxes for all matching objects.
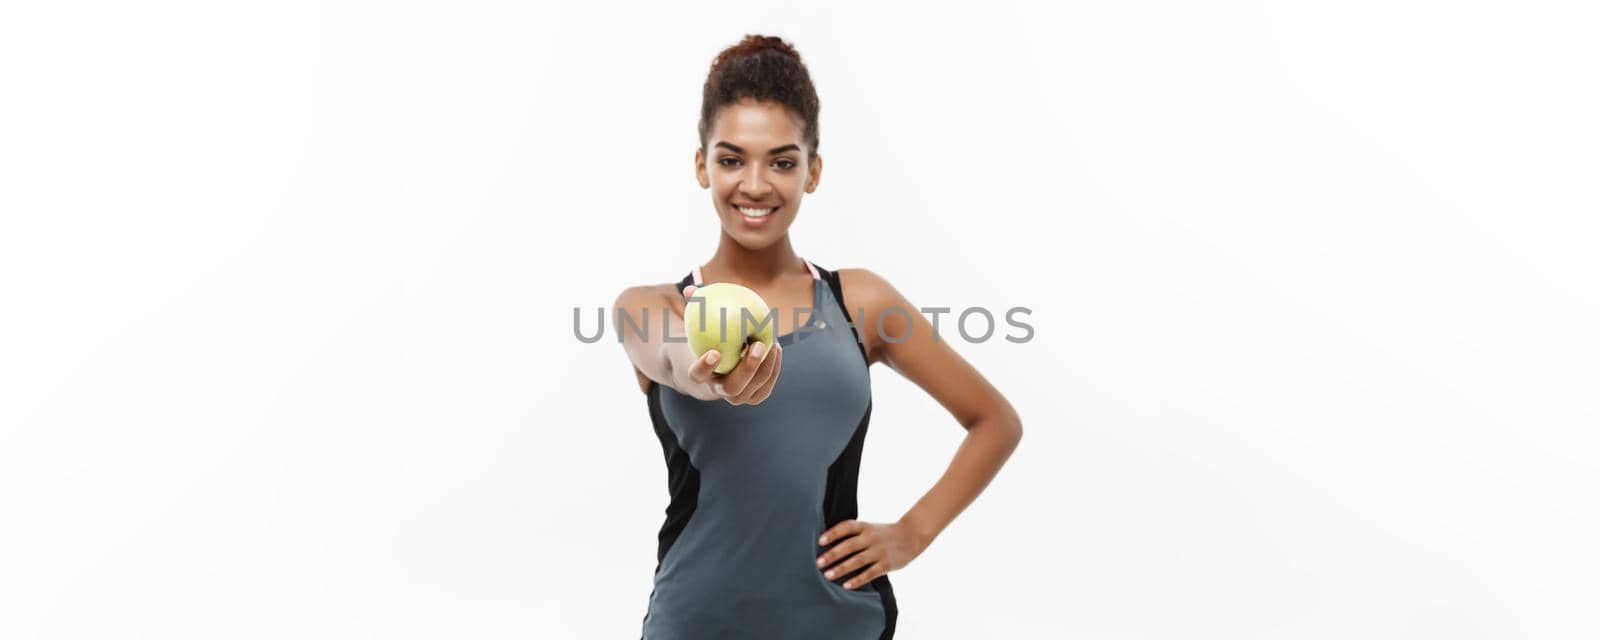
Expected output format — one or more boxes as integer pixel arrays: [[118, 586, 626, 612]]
[[699, 34, 821, 160]]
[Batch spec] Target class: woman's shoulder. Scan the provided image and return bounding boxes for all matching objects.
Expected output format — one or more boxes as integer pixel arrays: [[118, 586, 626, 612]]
[[613, 281, 686, 313], [620, 280, 682, 295], [828, 267, 913, 366], [832, 267, 901, 310]]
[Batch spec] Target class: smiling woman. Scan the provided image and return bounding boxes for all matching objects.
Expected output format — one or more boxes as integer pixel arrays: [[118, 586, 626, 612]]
[[693, 46, 820, 248], [709, 135, 800, 227], [612, 34, 1022, 640]]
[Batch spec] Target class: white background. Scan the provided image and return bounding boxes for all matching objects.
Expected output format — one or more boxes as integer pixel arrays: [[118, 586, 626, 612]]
[[2, 1, 1597, 638]]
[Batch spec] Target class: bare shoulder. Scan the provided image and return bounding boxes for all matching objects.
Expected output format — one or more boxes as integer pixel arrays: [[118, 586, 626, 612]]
[[616, 281, 678, 299], [835, 268, 911, 365], [836, 268, 899, 310], [615, 281, 685, 394], [614, 282, 684, 313]]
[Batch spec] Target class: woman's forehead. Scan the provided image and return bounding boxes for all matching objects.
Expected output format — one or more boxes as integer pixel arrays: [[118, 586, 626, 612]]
[[710, 101, 804, 148]]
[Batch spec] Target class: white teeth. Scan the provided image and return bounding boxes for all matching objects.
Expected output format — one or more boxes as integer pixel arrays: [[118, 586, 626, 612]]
[[738, 206, 774, 218]]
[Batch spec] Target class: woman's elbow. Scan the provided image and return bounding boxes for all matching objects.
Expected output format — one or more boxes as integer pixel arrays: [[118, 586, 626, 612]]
[[975, 404, 1022, 453], [996, 403, 1023, 452]]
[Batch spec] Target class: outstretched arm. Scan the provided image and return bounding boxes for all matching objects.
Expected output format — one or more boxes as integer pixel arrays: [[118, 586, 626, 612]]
[[815, 268, 1023, 589]]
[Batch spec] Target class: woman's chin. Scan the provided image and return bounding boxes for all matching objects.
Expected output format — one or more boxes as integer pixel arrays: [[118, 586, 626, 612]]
[[725, 220, 788, 248], [729, 234, 779, 251]]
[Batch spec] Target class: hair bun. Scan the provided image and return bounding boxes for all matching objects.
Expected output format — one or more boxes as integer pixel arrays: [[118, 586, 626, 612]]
[[711, 34, 801, 70]]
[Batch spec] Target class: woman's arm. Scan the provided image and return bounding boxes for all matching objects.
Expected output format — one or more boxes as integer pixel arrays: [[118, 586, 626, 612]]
[[815, 268, 1023, 589], [614, 285, 693, 395]]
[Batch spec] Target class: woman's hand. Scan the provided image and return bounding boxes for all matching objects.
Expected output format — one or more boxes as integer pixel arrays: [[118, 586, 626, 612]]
[[679, 285, 784, 405], [815, 520, 930, 590]]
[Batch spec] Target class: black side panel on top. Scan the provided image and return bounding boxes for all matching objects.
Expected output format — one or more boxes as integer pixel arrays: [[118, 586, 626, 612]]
[[648, 272, 701, 568], [815, 264, 871, 367], [647, 382, 699, 568], [816, 264, 897, 638], [872, 575, 898, 639], [820, 397, 899, 638], [822, 400, 872, 530]]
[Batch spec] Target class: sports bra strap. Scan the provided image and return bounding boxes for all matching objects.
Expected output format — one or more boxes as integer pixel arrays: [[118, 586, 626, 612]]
[[813, 263, 870, 367]]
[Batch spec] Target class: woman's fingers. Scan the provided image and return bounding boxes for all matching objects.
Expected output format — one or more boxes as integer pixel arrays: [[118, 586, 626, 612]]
[[823, 548, 880, 582], [747, 343, 782, 404], [817, 520, 874, 587], [685, 349, 720, 387], [842, 562, 887, 590], [731, 342, 782, 404], [819, 519, 865, 546], [721, 341, 772, 402], [815, 521, 915, 589], [815, 531, 866, 570]]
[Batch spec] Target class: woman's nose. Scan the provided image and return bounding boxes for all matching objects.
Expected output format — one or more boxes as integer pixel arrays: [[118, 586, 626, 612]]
[[739, 166, 773, 198]]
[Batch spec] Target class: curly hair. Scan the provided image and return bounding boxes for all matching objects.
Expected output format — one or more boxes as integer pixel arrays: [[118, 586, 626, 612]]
[[698, 34, 821, 160]]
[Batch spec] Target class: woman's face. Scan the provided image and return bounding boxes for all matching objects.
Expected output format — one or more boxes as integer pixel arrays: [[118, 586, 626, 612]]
[[695, 98, 822, 250]]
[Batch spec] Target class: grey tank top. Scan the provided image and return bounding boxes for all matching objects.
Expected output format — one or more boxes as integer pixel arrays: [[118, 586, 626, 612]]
[[640, 259, 897, 639]]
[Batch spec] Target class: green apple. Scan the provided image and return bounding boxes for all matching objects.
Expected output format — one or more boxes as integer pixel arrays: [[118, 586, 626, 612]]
[[684, 282, 776, 375]]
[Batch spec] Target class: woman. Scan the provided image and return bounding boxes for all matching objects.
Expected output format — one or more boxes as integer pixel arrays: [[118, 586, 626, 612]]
[[614, 34, 1023, 639]]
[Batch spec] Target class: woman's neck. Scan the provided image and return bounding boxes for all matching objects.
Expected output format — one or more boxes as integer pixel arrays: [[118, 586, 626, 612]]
[[704, 233, 803, 285]]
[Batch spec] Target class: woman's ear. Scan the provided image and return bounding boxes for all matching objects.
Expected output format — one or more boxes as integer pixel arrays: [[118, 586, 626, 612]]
[[804, 153, 822, 193], [694, 147, 710, 189]]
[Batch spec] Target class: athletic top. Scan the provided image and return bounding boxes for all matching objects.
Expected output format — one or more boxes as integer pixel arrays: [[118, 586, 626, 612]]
[[640, 258, 897, 639]]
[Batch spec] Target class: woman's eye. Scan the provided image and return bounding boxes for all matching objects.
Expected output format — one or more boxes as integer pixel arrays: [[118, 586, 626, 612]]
[[718, 157, 794, 170]]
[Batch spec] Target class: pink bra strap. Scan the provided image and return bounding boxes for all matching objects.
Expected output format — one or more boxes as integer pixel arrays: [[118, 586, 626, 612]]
[[802, 258, 821, 280]]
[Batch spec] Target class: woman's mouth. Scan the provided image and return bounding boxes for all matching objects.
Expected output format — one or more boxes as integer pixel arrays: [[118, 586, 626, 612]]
[[736, 204, 776, 228]]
